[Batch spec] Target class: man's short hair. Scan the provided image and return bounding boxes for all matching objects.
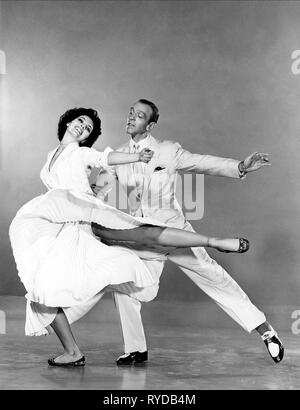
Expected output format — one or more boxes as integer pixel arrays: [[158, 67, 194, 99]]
[[138, 99, 159, 124]]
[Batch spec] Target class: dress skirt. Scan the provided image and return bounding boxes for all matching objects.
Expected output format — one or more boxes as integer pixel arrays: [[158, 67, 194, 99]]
[[9, 189, 164, 336]]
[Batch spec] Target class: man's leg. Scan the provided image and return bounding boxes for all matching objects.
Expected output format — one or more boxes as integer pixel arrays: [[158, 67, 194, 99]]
[[113, 293, 147, 354], [168, 246, 266, 331], [167, 222, 284, 363], [112, 260, 164, 365]]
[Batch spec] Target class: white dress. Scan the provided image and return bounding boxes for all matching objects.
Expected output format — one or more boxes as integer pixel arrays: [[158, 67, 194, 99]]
[[9, 142, 158, 336]]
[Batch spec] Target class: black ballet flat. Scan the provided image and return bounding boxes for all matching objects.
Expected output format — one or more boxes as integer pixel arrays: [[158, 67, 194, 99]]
[[48, 356, 85, 367], [218, 238, 250, 254]]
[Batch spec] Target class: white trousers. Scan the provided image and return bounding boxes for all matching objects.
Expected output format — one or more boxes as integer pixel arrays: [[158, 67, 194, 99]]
[[112, 221, 266, 353]]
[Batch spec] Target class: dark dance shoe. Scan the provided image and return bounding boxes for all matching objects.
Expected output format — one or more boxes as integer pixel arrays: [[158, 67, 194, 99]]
[[116, 351, 148, 366], [217, 238, 250, 254], [262, 329, 284, 364], [237, 238, 250, 253], [48, 355, 85, 367]]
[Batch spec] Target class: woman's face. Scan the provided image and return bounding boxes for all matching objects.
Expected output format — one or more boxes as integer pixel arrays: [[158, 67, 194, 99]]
[[66, 115, 94, 143]]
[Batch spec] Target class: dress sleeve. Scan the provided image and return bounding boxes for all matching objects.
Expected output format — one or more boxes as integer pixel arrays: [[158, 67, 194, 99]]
[[80, 146, 114, 169]]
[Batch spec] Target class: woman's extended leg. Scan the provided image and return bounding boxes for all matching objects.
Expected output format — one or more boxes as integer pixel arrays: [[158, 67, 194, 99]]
[[48, 307, 85, 366], [92, 224, 249, 253]]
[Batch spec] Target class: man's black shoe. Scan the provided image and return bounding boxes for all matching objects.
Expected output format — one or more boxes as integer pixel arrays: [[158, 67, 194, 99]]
[[262, 329, 284, 363], [116, 351, 148, 366]]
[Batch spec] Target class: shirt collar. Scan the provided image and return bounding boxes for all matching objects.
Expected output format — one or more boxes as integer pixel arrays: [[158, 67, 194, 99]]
[[129, 134, 153, 151]]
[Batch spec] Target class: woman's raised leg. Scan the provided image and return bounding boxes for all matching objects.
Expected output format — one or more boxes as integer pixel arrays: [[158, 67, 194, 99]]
[[91, 224, 249, 253]]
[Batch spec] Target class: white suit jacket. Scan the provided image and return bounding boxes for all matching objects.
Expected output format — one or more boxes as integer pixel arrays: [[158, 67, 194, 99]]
[[95, 134, 242, 228]]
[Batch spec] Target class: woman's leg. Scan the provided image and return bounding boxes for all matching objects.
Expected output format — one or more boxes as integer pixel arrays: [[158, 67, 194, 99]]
[[92, 224, 247, 253], [49, 307, 84, 364]]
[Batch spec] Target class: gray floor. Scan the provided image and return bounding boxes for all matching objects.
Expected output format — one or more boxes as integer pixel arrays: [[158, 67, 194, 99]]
[[0, 297, 299, 390]]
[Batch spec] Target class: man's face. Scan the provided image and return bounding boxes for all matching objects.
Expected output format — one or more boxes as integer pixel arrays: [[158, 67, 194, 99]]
[[126, 101, 153, 137]]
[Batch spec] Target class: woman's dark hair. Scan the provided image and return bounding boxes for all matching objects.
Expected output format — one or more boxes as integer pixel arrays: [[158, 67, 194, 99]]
[[57, 107, 102, 147]]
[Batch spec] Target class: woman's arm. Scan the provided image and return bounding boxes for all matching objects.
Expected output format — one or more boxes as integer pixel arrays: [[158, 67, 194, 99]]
[[107, 148, 153, 165]]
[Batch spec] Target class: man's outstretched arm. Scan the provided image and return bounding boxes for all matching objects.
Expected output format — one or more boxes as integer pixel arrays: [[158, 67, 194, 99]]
[[171, 142, 270, 178]]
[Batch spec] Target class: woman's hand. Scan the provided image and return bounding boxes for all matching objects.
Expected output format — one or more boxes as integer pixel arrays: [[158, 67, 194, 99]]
[[139, 148, 154, 163]]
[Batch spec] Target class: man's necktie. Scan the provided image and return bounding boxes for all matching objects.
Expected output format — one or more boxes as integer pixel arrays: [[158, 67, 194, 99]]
[[131, 143, 145, 214]]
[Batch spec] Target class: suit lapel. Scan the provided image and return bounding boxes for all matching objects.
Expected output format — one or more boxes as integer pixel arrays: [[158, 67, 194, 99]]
[[142, 136, 160, 196]]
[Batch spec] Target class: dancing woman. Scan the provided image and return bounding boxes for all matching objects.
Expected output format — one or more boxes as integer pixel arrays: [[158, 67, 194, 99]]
[[9, 107, 248, 366]]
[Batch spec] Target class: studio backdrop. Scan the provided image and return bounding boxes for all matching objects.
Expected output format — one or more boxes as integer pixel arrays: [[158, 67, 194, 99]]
[[0, 0, 299, 309]]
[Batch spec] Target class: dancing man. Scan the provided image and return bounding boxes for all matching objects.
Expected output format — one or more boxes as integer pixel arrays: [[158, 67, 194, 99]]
[[92, 99, 284, 365]]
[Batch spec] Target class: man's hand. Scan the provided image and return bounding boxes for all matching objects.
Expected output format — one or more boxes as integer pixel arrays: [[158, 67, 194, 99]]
[[139, 148, 154, 163], [240, 152, 271, 174]]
